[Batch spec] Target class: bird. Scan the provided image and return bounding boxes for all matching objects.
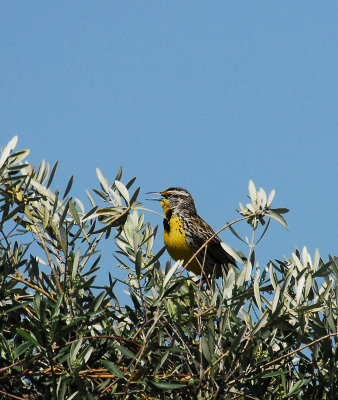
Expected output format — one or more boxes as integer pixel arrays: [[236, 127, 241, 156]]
[[148, 187, 236, 277]]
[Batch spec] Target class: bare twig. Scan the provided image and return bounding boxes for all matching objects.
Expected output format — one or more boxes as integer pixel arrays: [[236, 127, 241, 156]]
[[178, 216, 247, 278], [8, 274, 56, 303], [0, 389, 27, 400]]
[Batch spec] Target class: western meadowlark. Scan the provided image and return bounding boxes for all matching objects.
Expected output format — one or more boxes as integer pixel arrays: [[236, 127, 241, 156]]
[[148, 187, 236, 277]]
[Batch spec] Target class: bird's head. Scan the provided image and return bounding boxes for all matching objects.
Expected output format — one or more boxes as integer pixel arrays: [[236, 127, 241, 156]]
[[147, 187, 197, 216]]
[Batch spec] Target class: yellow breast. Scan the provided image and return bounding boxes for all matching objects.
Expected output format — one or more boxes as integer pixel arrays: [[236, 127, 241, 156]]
[[161, 202, 201, 275]]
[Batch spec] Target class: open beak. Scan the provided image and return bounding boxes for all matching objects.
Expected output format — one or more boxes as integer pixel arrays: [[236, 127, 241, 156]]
[[146, 191, 163, 201]]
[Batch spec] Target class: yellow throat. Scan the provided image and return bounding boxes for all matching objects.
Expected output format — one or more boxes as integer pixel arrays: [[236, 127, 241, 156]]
[[160, 199, 201, 275]]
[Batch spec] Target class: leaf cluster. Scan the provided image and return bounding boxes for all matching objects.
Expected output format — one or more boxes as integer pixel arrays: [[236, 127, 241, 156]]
[[0, 137, 337, 400]]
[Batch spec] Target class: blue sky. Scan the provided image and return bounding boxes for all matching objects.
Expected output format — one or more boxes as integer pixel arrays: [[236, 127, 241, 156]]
[[1, 2, 337, 287]]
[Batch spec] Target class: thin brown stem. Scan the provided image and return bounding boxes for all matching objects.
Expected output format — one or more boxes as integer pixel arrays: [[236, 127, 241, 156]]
[[0, 389, 27, 400], [8, 274, 56, 303], [178, 216, 247, 278]]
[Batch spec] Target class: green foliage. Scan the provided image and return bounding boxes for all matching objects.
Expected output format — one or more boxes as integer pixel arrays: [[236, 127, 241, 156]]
[[0, 137, 337, 399]]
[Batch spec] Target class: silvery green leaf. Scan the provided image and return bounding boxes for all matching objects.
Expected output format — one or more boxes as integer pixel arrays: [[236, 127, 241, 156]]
[[267, 189, 275, 206], [282, 274, 292, 296], [254, 277, 262, 312], [246, 203, 255, 213], [273, 208, 289, 214], [110, 189, 123, 206], [72, 248, 81, 280], [301, 246, 309, 267], [248, 179, 256, 202], [67, 391, 79, 400], [240, 308, 253, 329], [296, 274, 305, 303], [59, 225, 68, 251], [258, 187, 267, 208], [137, 212, 144, 230], [36, 256, 48, 265], [16, 328, 41, 348], [286, 379, 309, 397], [238, 202, 245, 211], [220, 242, 243, 264], [129, 209, 138, 228], [115, 344, 135, 359], [135, 250, 142, 278], [255, 218, 270, 245], [75, 198, 85, 214], [81, 206, 98, 222], [223, 269, 235, 298], [115, 180, 130, 204], [56, 376, 66, 399], [304, 274, 312, 298], [227, 223, 246, 243], [252, 309, 269, 335], [295, 303, 324, 313], [69, 338, 83, 365], [125, 176, 136, 189], [116, 239, 128, 253], [30, 179, 55, 200], [236, 267, 246, 287], [101, 360, 126, 380], [93, 291, 105, 311], [0, 135, 18, 169], [255, 264, 260, 279], [245, 260, 252, 281], [201, 336, 212, 362], [96, 168, 110, 193], [46, 161, 58, 188], [269, 263, 277, 290], [151, 382, 186, 390], [69, 201, 81, 225], [230, 326, 248, 352], [314, 248, 320, 269], [322, 277, 334, 301], [52, 295, 63, 318], [268, 212, 288, 230], [42, 206, 49, 229], [36, 159, 47, 182], [146, 234, 154, 255], [163, 260, 182, 288], [20, 163, 32, 176], [115, 165, 123, 181], [130, 186, 140, 205], [166, 298, 177, 318], [63, 175, 73, 199], [151, 287, 159, 299], [272, 285, 280, 313], [86, 189, 96, 207], [256, 190, 261, 208], [11, 148, 30, 165], [292, 253, 304, 272]]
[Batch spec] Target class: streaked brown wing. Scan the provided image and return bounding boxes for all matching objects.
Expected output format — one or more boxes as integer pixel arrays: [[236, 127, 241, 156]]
[[191, 215, 236, 276]]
